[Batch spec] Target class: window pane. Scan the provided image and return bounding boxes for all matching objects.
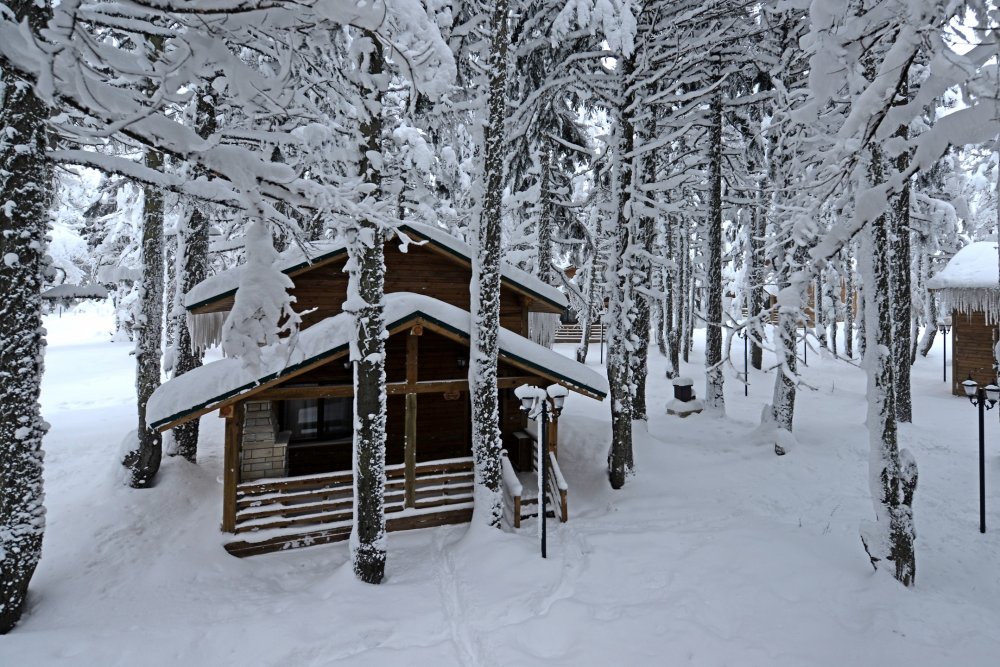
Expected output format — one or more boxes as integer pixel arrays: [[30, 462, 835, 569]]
[[285, 399, 319, 439], [323, 398, 352, 438]]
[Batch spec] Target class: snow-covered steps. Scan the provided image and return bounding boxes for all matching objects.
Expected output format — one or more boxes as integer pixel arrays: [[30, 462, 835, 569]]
[[553, 322, 607, 343], [224, 457, 475, 557]]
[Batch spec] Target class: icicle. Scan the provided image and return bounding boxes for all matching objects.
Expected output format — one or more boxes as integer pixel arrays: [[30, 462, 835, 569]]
[[187, 311, 227, 353], [528, 312, 559, 348], [936, 289, 1000, 324]]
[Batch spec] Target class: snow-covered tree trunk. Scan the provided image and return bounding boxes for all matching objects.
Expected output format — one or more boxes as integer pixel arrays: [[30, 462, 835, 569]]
[[845, 247, 856, 359], [664, 217, 679, 379], [469, 0, 509, 527], [748, 192, 766, 370], [349, 30, 389, 583], [171, 87, 216, 463], [814, 272, 827, 349], [916, 239, 937, 357], [631, 127, 656, 421], [891, 80, 913, 424], [704, 86, 725, 415], [606, 50, 638, 489], [679, 221, 691, 363], [576, 257, 597, 364], [537, 151, 554, 284], [122, 150, 164, 488], [0, 19, 51, 630], [860, 141, 917, 588]]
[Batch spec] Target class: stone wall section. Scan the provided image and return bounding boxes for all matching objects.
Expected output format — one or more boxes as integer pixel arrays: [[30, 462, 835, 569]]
[[240, 401, 289, 481]]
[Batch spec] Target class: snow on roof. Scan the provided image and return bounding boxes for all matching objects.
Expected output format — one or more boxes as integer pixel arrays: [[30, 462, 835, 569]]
[[148, 292, 607, 431], [184, 222, 567, 312], [41, 284, 109, 300], [927, 242, 1000, 291]]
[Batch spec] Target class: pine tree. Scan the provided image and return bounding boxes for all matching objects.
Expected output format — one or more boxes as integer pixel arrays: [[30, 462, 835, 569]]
[[469, 0, 510, 526], [0, 0, 51, 633], [171, 85, 216, 463]]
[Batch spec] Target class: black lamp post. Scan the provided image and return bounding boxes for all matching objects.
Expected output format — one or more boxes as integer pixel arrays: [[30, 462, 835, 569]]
[[938, 316, 952, 384], [515, 383, 566, 558], [961, 375, 999, 534]]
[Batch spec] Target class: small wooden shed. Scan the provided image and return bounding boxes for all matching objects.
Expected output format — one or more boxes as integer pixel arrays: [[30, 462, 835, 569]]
[[927, 241, 1000, 396], [147, 224, 608, 556]]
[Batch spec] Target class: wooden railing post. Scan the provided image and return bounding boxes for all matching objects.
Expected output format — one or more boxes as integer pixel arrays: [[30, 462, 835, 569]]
[[222, 401, 243, 533]]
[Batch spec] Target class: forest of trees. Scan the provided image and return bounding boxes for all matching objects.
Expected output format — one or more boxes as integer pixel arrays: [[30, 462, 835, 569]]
[[1, 0, 998, 632]]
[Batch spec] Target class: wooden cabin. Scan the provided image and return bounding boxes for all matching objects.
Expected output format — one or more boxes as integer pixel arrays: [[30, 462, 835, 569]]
[[927, 241, 1000, 396], [147, 223, 608, 556]]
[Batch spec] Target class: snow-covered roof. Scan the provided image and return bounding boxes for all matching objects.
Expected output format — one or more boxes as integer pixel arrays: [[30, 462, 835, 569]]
[[148, 292, 607, 431], [184, 222, 567, 312], [927, 242, 1000, 291], [41, 284, 109, 300]]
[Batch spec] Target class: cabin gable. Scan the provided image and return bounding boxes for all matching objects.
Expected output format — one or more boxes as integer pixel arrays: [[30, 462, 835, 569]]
[[188, 226, 563, 339]]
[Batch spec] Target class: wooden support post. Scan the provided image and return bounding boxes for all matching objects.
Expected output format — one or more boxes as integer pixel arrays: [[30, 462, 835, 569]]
[[405, 393, 417, 508], [222, 401, 244, 533], [405, 328, 419, 508]]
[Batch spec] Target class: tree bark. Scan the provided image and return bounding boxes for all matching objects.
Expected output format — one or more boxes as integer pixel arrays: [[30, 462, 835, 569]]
[[171, 86, 217, 463], [349, 30, 388, 584], [891, 76, 912, 424], [749, 188, 766, 370], [0, 6, 51, 628], [860, 117, 916, 589], [123, 148, 165, 487], [704, 86, 725, 415], [469, 0, 509, 525], [607, 51, 638, 488]]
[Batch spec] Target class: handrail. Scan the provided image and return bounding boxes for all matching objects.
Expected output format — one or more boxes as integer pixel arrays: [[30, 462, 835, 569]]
[[500, 450, 522, 529]]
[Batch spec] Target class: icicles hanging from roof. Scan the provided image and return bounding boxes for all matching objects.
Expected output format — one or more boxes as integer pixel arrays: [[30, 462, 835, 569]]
[[529, 312, 559, 349], [187, 311, 227, 353], [939, 289, 1000, 325]]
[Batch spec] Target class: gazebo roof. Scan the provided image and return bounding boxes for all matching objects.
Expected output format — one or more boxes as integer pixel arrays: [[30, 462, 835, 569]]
[[148, 292, 608, 432]]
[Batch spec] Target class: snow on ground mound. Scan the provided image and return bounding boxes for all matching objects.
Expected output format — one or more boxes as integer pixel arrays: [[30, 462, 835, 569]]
[[7, 308, 999, 666]]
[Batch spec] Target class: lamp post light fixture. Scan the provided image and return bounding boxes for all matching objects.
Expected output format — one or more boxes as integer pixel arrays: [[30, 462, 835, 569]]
[[515, 383, 567, 558], [962, 375, 999, 534], [938, 316, 952, 383]]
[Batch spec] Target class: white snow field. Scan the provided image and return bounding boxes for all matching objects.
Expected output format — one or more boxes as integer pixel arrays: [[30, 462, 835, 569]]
[[4, 301, 1000, 666]]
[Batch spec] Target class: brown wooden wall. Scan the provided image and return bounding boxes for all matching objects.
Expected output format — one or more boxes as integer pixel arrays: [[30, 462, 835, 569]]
[[273, 327, 535, 473], [951, 310, 998, 396], [196, 239, 531, 336]]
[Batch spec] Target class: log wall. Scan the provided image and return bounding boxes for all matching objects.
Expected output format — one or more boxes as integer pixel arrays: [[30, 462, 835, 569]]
[[951, 309, 998, 396]]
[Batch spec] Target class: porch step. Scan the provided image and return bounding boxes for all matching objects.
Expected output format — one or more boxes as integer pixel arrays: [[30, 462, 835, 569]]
[[225, 456, 476, 557], [224, 507, 474, 557], [553, 322, 606, 344]]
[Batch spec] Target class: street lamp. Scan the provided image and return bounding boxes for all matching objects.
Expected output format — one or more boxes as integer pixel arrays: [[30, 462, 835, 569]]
[[938, 316, 952, 383], [515, 383, 566, 558], [962, 374, 999, 534]]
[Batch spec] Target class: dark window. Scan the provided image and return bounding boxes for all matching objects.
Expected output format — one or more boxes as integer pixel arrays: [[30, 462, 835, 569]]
[[281, 397, 352, 442]]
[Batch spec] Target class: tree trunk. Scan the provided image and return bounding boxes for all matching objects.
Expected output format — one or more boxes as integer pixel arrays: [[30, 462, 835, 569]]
[[704, 86, 725, 415], [860, 128, 916, 589], [123, 149, 165, 487], [664, 217, 679, 378], [749, 188, 766, 370], [891, 77, 912, 424], [632, 125, 656, 421], [0, 13, 51, 629], [607, 51, 638, 488], [171, 86, 217, 463], [845, 247, 856, 359], [469, 0, 509, 526], [350, 30, 388, 583]]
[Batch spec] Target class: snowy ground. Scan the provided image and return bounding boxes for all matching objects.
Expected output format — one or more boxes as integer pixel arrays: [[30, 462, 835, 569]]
[[3, 301, 1000, 666]]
